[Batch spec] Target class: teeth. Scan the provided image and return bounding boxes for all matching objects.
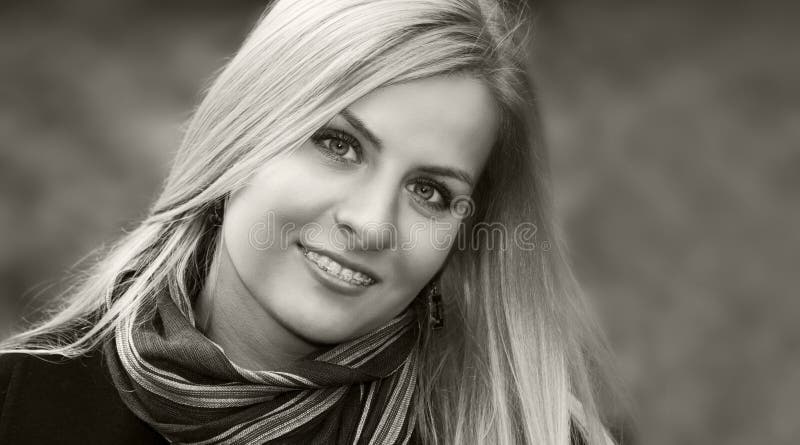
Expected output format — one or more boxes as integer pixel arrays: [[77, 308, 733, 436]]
[[327, 262, 342, 274], [301, 247, 375, 286]]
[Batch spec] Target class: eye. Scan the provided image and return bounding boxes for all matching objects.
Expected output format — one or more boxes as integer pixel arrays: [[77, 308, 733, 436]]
[[405, 179, 453, 212], [311, 128, 362, 164]]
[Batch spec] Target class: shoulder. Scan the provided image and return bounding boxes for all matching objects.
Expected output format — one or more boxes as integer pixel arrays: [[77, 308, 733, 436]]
[[0, 348, 166, 445], [0, 352, 26, 417], [0, 349, 101, 385], [0, 349, 109, 414], [0, 351, 93, 421]]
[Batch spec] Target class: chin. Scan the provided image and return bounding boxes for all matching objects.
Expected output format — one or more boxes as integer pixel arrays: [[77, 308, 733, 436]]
[[289, 316, 365, 346], [266, 297, 364, 345]]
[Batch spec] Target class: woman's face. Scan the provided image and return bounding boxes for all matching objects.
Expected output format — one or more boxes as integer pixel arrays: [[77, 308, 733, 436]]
[[222, 75, 498, 345]]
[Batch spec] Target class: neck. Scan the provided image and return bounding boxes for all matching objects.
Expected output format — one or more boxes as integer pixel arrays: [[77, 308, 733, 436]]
[[193, 234, 320, 371]]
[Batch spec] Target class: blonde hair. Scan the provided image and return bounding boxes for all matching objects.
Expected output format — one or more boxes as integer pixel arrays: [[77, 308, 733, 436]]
[[2, 1, 617, 443]]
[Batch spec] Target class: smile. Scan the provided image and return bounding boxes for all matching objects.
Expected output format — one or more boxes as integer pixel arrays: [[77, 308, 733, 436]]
[[298, 243, 378, 288]]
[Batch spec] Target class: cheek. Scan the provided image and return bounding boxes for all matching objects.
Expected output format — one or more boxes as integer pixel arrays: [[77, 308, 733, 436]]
[[392, 218, 459, 298], [221, 157, 320, 273], [225, 150, 338, 241]]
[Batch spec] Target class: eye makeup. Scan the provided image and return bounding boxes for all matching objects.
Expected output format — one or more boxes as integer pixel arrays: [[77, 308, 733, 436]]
[[310, 122, 461, 215], [405, 177, 454, 212], [310, 127, 364, 164]]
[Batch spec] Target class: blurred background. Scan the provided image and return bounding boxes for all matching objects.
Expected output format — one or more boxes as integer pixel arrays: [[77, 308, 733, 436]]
[[1, 1, 797, 443]]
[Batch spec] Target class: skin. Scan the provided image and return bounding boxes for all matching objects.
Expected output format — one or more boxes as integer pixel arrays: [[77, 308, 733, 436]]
[[194, 75, 499, 370]]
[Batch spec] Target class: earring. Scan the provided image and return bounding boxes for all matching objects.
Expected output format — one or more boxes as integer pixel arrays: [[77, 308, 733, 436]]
[[207, 199, 224, 226], [427, 279, 444, 330]]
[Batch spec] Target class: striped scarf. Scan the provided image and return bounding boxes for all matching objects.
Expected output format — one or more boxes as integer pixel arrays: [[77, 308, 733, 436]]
[[103, 281, 421, 444]]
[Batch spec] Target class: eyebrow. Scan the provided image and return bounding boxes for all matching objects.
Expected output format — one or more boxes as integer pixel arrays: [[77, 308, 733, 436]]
[[341, 108, 384, 149], [339, 108, 476, 188], [416, 166, 475, 188]]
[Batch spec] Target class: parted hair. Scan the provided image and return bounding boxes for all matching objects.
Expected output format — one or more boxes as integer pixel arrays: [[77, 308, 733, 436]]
[[1, 1, 617, 443]]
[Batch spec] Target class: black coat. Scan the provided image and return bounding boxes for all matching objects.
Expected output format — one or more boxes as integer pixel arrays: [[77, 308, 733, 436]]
[[0, 349, 588, 444], [0, 349, 166, 444]]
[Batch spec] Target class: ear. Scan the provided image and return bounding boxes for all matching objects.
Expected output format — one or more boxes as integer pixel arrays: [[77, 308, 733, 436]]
[[207, 194, 230, 226], [222, 192, 231, 214]]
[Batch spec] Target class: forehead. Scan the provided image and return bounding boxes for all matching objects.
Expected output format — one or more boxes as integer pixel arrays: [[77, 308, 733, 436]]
[[347, 75, 499, 182]]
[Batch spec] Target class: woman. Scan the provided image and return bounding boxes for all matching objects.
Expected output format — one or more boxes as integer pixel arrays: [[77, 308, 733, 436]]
[[0, 0, 618, 444]]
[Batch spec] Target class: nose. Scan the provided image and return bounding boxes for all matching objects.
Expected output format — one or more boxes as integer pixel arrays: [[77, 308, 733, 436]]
[[332, 178, 398, 251]]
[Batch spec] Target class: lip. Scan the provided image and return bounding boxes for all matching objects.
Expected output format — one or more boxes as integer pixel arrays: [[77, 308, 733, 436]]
[[296, 243, 380, 296], [296, 242, 381, 283]]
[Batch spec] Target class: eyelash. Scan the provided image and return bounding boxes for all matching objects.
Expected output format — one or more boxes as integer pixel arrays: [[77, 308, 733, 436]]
[[310, 127, 363, 164], [407, 178, 454, 212], [310, 126, 455, 213]]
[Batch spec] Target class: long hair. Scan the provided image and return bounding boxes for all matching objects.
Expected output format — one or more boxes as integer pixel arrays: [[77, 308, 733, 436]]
[[1, 1, 616, 443]]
